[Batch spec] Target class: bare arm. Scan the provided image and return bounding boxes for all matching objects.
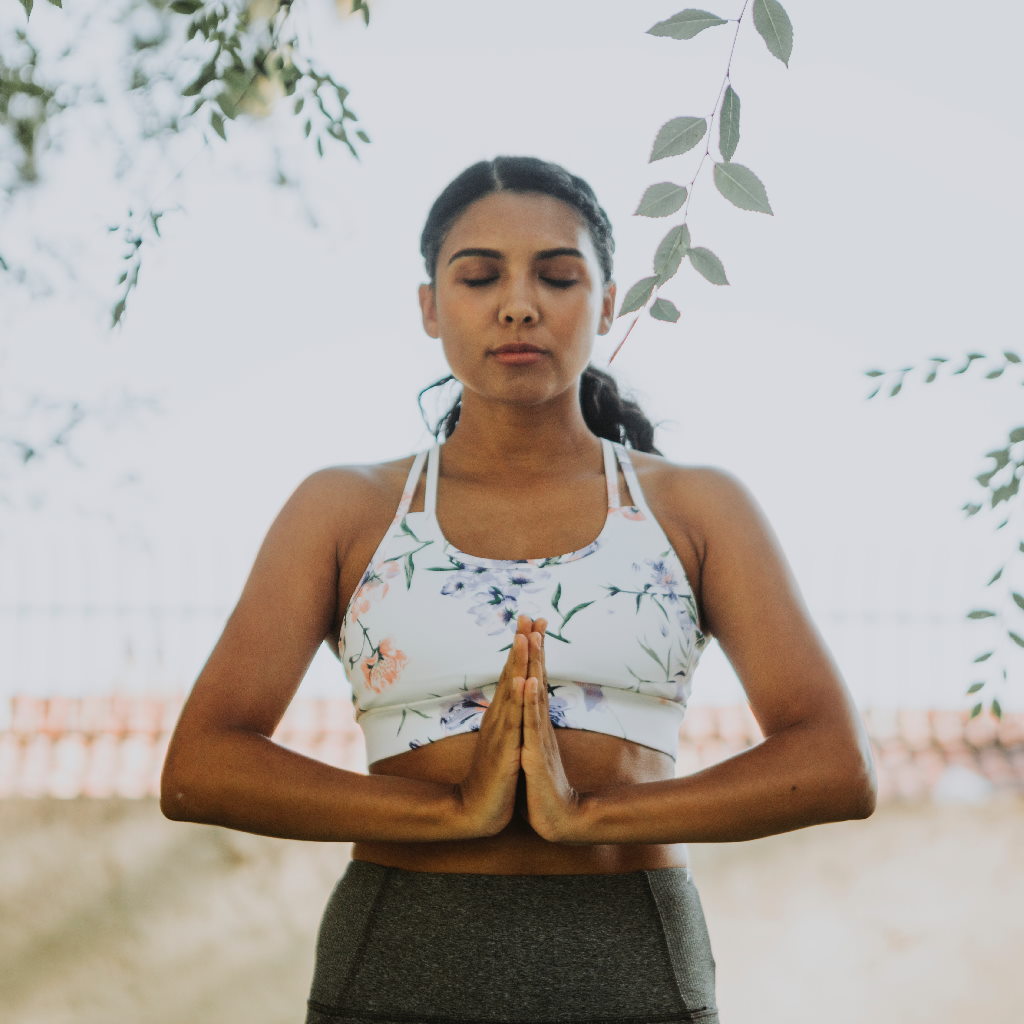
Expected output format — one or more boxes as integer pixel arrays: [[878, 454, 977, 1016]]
[[524, 468, 877, 844], [160, 469, 527, 842]]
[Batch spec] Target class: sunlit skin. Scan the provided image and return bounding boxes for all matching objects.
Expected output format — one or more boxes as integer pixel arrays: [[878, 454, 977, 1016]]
[[359, 192, 688, 872], [160, 190, 875, 875]]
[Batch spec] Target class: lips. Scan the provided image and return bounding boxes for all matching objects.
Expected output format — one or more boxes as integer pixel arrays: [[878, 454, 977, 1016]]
[[491, 343, 546, 354]]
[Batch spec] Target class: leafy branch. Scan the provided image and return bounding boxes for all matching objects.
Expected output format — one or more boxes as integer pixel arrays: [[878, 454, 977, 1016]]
[[611, 0, 791, 361], [865, 349, 1024, 716], [5, 0, 373, 329]]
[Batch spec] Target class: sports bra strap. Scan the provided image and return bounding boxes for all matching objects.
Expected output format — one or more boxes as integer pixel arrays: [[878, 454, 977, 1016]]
[[614, 443, 653, 517], [417, 439, 641, 516], [395, 447, 429, 522], [423, 442, 441, 516], [601, 438, 619, 508]]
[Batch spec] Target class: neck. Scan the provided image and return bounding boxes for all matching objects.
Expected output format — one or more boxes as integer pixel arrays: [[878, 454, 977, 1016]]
[[437, 391, 603, 480]]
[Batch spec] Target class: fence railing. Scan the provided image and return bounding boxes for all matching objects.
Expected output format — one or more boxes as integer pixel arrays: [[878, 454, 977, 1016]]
[[3, 695, 1021, 802]]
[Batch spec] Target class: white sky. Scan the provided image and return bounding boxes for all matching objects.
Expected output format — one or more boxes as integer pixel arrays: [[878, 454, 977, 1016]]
[[2, 0, 1023, 711]]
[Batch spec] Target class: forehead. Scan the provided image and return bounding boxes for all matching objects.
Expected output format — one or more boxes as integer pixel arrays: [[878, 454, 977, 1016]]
[[440, 191, 594, 259]]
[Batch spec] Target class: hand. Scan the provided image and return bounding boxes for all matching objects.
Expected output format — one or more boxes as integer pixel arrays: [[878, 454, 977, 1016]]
[[453, 614, 531, 837], [519, 618, 588, 843]]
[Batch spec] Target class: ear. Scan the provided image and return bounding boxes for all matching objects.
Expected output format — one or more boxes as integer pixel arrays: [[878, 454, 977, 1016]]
[[419, 282, 440, 338], [597, 281, 617, 336]]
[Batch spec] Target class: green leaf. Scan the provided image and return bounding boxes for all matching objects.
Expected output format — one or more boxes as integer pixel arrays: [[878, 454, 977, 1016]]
[[210, 111, 226, 140], [47, 0, 61, 7], [650, 298, 681, 323], [890, 380, 903, 397], [1004, 350, 1021, 363], [552, 583, 562, 611], [182, 61, 218, 97], [687, 246, 729, 285], [866, 386, 881, 400], [967, 681, 985, 692], [1019, 541, 1024, 554], [561, 601, 594, 628], [986, 367, 1005, 379], [970, 702, 983, 719], [618, 275, 659, 316], [719, 85, 740, 161], [967, 610, 996, 619], [753, 0, 794, 67], [654, 224, 691, 282], [638, 640, 667, 673], [972, 653, 993, 664], [356, 129, 371, 143], [404, 554, 414, 589], [635, 182, 688, 218], [1008, 631, 1024, 647], [650, 116, 707, 162], [18, 0, 33, 15], [1013, 592, 1024, 611], [170, 0, 203, 12], [865, 369, 885, 377], [713, 162, 773, 213], [316, 136, 324, 158], [294, 97, 305, 115], [1009, 426, 1024, 443], [924, 370, 938, 383], [647, 9, 729, 39], [986, 567, 1003, 585], [992, 698, 1003, 719], [303, 119, 312, 138]]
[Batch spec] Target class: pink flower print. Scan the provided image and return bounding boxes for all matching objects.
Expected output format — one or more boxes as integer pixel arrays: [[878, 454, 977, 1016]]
[[612, 505, 646, 520], [359, 638, 408, 693], [349, 561, 400, 622]]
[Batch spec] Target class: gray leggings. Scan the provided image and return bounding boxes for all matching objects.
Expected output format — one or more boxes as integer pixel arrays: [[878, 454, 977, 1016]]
[[306, 859, 719, 1024]]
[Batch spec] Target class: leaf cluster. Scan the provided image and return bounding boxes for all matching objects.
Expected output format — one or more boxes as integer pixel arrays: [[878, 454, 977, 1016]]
[[613, 1, 792, 352], [3, 0, 373, 330], [866, 350, 1024, 716]]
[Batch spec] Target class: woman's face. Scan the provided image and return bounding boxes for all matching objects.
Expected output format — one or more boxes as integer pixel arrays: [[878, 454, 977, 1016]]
[[419, 191, 616, 411]]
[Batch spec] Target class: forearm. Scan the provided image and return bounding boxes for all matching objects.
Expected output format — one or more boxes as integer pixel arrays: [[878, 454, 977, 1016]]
[[573, 720, 877, 845], [160, 728, 474, 842]]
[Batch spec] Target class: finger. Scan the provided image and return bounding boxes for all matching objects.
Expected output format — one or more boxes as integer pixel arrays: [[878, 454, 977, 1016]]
[[527, 632, 541, 691]]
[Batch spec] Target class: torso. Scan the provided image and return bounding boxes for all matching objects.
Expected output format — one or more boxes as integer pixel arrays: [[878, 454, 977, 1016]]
[[327, 444, 709, 874]]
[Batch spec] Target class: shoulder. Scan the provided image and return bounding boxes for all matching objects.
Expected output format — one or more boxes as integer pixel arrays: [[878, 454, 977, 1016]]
[[276, 451, 422, 540], [626, 449, 762, 550]]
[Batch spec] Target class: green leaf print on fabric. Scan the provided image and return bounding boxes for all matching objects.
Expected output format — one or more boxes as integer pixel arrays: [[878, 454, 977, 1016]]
[[545, 582, 596, 644], [381, 516, 434, 590]]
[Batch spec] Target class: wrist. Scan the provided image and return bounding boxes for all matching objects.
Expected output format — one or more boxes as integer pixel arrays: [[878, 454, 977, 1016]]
[[450, 782, 512, 840]]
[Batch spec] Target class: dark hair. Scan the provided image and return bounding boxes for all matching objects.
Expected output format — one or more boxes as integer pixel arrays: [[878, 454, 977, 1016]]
[[417, 156, 662, 454]]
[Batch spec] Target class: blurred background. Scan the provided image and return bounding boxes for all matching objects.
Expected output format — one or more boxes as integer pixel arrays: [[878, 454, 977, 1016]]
[[2, 1, 1022, 1022]]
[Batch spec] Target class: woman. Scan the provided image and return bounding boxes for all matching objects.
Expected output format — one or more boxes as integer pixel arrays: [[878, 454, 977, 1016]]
[[161, 156, 876, 1024]]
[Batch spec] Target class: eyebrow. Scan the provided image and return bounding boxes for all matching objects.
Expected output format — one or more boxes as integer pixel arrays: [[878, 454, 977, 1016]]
[[447, 247, 586, 265]]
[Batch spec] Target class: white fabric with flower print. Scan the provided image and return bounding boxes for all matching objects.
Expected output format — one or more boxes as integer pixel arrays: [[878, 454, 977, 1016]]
[[339, 438, 708, 764]]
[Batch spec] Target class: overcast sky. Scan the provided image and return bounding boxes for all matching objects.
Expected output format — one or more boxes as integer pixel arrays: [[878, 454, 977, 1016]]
[[3, 0, 1023, 710]]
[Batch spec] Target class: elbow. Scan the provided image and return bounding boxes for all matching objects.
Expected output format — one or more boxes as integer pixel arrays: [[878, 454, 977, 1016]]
[[836, 748, 878, 821], [160, 746, 208, 823]]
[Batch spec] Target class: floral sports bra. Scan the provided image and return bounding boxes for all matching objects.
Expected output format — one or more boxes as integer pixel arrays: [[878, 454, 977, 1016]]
[[339, 439, 708, 764]]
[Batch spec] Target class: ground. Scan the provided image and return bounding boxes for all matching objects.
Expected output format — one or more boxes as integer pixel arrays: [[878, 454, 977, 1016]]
[[2, 796, 1020, 1023]]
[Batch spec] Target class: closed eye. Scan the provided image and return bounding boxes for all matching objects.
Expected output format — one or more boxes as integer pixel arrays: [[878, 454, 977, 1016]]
[[461, 276, 578, 288]]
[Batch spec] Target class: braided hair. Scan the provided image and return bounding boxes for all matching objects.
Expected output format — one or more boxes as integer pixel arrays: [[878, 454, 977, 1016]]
[[417, 156, 662, 455]]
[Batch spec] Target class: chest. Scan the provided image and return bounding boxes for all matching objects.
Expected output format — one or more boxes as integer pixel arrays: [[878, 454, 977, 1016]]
[[334, 457, 703, 646]]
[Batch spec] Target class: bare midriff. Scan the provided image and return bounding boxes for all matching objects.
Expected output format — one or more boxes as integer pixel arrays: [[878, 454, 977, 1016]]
[[351, 728, 689, 874]]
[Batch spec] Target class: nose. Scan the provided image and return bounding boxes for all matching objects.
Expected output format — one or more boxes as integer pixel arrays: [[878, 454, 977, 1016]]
[[497, 278, 539, 326]]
